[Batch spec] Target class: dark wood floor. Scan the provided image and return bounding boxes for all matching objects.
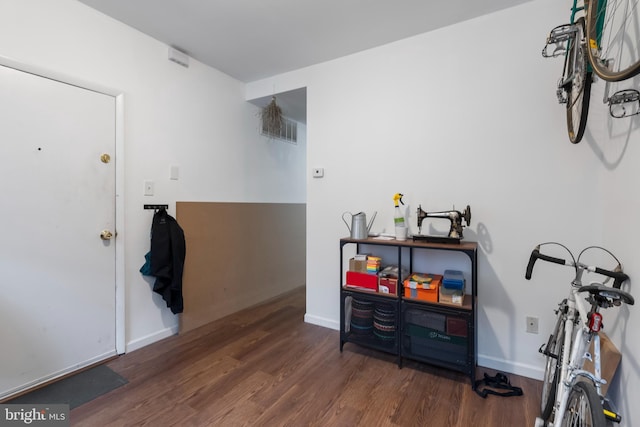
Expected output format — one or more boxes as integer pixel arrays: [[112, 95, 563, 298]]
[[71, 287, 542, 426]]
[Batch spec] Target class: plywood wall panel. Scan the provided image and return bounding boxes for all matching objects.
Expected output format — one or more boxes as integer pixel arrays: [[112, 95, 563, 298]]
[[177, 202, 306, 333]]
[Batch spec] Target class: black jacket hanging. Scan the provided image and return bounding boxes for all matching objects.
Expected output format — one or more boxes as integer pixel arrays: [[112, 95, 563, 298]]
[[149, 208, 186, 314]]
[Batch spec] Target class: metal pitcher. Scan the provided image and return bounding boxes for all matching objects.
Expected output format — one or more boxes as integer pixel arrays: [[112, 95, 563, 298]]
[[342, 211, 377, 239]]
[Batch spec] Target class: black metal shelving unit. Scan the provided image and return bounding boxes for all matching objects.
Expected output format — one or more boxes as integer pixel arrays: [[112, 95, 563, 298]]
[[339, 237, 478, 386]]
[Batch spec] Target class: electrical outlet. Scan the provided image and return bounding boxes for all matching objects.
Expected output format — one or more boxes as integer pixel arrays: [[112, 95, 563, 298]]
[[526, 316, 539, 334]]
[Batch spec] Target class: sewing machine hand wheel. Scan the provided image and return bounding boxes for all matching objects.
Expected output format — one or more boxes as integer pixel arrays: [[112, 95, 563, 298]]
[[462, 205, 471, 226]]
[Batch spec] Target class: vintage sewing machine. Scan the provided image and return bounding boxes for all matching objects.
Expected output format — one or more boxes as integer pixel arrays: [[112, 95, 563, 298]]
[[413, 204, 471, 244]]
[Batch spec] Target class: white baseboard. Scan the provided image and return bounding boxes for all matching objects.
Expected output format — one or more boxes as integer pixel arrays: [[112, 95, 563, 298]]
[[478, 354, 544, 380], [126, 325, 179, 353], [304, 313, 339, 331], [300, 316, 546, 381]]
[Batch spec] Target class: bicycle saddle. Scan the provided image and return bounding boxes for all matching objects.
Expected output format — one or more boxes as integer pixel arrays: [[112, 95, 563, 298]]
[[578, 284, 635, 306]]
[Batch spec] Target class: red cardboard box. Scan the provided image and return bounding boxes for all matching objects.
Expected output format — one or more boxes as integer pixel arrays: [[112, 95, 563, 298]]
[[378, 277, 398, 295], [345, 271, 378, 291]]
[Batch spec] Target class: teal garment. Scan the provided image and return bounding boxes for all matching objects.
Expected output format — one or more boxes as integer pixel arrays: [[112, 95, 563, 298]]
[[139, 251, 152, 276]]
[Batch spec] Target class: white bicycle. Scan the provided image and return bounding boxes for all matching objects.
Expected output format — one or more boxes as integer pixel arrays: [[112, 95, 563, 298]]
[[526, 243, 634, 427]]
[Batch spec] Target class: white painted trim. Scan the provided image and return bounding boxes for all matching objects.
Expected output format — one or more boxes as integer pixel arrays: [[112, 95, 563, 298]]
[[0, 54, 121, 97], [0, 54, 126, 356], [126, 326, 179, 353], [478, 354, 544, 380], [115, 93, 126, 354], [304, 313, 339, 330]]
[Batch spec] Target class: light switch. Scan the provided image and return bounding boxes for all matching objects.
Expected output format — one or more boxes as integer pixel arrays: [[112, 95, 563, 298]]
[[144, 180, 154, 196], [170, 165, 180, 180], [312, 168, 324, 178]]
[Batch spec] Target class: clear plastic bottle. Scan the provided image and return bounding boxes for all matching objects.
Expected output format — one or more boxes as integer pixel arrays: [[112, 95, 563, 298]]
[[393, 193, 405, 227]]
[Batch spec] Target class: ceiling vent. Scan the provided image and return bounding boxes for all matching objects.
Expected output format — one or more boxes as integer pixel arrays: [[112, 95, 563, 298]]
[[168, 47, 190, 68]]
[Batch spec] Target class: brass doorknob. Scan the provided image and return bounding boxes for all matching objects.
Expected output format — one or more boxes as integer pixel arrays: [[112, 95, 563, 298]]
[[100, 230, 114, 240]]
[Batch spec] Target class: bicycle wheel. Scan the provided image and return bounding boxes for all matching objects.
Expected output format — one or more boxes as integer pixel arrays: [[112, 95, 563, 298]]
[[541, 303, 566, 421], [566, 18, 592, 144], [561, 381, 607, 427], [586, 0, 640, 81]]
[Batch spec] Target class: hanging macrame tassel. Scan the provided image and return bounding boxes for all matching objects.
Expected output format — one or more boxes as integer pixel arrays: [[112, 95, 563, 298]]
[[262, 96, 283, 135]]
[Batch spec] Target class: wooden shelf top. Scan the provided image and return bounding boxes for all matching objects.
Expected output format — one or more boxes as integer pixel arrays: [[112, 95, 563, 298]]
[[343, 286, 473, 310], [342, 285, 399, 299], [340, 236, 477, 252]]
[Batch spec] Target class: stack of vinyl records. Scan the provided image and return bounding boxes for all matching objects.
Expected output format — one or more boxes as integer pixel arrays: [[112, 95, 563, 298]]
[[350, 298, 374, 337], [373, 302, 396, 346]]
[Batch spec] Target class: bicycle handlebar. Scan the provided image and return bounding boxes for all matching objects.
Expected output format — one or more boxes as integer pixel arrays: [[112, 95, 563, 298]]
[[594, 267, 629, 289], [525, 248, 567, 280], [525, 246, 629, 288]]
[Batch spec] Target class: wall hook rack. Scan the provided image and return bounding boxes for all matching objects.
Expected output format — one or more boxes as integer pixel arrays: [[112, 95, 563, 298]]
[[144, 204, 168, 210]]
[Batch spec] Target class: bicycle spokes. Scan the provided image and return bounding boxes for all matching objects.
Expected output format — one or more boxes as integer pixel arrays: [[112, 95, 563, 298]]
[[586, 0, 640, 81]]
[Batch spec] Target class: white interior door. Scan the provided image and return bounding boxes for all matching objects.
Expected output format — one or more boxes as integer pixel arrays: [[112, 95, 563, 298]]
[[0, 64, 117, 399]]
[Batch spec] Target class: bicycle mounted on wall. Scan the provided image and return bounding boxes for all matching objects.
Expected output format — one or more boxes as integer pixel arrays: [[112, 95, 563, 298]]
[[542, 0, 640, 143]]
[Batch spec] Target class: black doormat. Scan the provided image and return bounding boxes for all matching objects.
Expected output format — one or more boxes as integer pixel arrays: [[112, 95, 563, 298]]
[[8, 365, 128, 409]]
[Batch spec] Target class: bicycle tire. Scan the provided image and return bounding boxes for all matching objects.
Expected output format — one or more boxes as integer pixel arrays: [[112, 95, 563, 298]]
[[561, 381, 607, 427], [586, 0, 640, 81], [540, 303, 565, 421], [566, 18, 592, 144]]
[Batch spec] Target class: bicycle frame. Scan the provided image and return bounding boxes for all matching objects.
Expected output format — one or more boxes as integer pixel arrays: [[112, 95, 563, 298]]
[[568, 0, 607, 73], [552, 267, 603, 426], [563, 0, 591, 88], [575, 0, 610, 68], [570, 0, 584, 28], [589, 0, 607, 48]]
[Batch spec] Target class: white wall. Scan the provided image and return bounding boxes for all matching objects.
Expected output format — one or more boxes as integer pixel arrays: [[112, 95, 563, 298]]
[[249, 0, 640, 423], [5, 0, 640, 423], [596, 73, 640, 423], [0, 0, 306, 351]]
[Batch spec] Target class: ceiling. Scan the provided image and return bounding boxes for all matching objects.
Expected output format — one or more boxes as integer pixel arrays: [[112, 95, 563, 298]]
[[77, 0, 531, 123]]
